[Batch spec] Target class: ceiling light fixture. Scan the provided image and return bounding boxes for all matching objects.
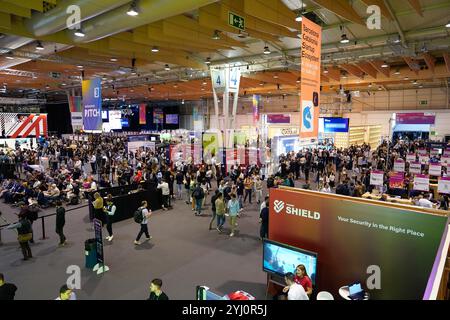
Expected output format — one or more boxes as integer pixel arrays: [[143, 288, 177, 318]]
[[273, 74, 279, 79], [164, 64, 170, 71], [446, 21, 450, 28], [202, 81, 207, 85], [151, 46, 159, 53], [263, 45, 271, 55], [110, 58, 118, 62], [74, 28, 85, 37], [419, 84, 423, 88], [36, 41, 44, 51], [378, 86, 382, 91], [323, 67, 329, 74], [339, 26, 349, 43], [127, 1, 139, 16], [413, 80, 418, 85], [296, 78, 301, 83], [212, 30, 221, 40], [393, 35, 401, 43], [394, 69, 400, 75], [295, 11, 303, 22], [381, 61, 389, 68], [368, 83, 372, 88], [404, 76, 409, 80], [205, 57, 211, 65]]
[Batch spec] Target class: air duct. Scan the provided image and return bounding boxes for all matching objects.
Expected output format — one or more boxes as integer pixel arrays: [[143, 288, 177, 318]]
[[25, 0, 131, 37], [65, 0, 219, 43]]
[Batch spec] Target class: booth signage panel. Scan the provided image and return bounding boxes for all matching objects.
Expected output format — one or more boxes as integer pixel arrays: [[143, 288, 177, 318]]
[[370, 170, 384, 186], [429, 163, 442, 177], [438, 177, 450, 194], [389, 172, 404, 189], [0, 113, 48, 138], [269, 188, 449, 299], [409, 162, 422, 174], [406, 154, 416, 163], [267, 114, 290, 124], [414, 174, 430, 191], [393, 160, 405, 172], [82, 78, 102, 131], [396, 113, 435, 125]]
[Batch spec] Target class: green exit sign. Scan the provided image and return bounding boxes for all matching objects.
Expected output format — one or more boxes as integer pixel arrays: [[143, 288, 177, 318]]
[[229, 12, 245, 31], [419, 100, 428, 106]]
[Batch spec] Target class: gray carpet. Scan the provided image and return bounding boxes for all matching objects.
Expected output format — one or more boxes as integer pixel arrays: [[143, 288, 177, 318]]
[[0, 191, 268, 300]]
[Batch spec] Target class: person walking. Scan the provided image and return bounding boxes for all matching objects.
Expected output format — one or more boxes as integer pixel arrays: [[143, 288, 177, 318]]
[[259, 198, 269, 240], [227, 194, 240, 237], [209, 190, 220, 230], [103, 194, 116, 241], [176, 170, 184, 200], [192, 183, 205, 216], [215, 192, 226, 233], [236, 178, 244, 211], [55, 200, 66, 246], [6, 212, 33, 260], [134, 201, 152, 245]]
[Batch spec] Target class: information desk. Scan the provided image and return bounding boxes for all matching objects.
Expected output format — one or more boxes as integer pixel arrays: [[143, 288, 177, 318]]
[[361, 192, 414, 205], [88, 182, 162, 223]]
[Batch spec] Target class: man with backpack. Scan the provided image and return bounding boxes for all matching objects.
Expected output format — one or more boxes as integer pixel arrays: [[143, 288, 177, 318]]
[[134, 201, 152, 245], [6, 212, 33, 260], [192, 183, 205, 216]]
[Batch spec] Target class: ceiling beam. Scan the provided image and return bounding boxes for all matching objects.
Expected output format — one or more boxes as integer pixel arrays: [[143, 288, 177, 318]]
[[324, 67, 341, 81], [355, 62, 378, 79], [443, 53, 450, 73], [340, 64, 365, 79], [2, 0, 43, 12], [403, 56, 420, 74], [309, 0, 364, 25], [0, 2, 31, 18], [368, 60, 390, 77], [407, 0, 423, 17], [243, 0, 300, 30], [422, 52, 436, 72]]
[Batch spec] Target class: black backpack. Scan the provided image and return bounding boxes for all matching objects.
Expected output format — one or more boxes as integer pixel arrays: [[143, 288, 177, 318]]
[[193, 187, 204, 200], [133, 208, 144, 224]]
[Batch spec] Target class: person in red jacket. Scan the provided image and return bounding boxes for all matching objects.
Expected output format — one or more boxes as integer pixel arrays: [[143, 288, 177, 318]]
[[294, 264, 313, 296]]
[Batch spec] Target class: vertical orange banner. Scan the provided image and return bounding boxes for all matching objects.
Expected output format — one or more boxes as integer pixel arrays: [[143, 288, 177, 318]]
[[139, 104, 146, 125], [300, 17, 321, 139]]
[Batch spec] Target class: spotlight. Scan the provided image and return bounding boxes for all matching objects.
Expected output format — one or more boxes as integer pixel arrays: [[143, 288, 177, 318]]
[[110, 58, 118, 62], [127, 1, 139, 16], [164, 64, 170, 71], [295, 12, 303, 22], [205, 57, 211, 65], [446, 21, 450, 28], [381, 61, 389, 68], [212, 30, 221, 40], [74, 29, 85, 37], [36, 41, 44, 51], [394, 69, 400, 75], [340, 34, 349, 44], [151, 46, 159, 53], [263, 46, 271, 55]]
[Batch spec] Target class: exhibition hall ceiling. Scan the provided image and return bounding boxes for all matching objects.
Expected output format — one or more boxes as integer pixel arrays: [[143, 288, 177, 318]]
[[0, 0, 449, 101]]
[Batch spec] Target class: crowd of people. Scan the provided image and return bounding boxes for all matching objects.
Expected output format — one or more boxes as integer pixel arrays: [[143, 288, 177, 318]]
[[1, 133, 449, 300]]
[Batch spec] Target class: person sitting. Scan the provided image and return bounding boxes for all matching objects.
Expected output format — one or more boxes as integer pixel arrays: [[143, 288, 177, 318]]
[[44, 184, 60, 204], [280, 272, 309, 300]]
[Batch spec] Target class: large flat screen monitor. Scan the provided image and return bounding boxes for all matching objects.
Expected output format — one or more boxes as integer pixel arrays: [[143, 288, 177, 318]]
[[263, 239, 317, 285], [319, 117, 350, 133], [165, 114, 179, 124]]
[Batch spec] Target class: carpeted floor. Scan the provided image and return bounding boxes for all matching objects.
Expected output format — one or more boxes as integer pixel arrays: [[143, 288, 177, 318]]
[[0, 189, 270, 300]]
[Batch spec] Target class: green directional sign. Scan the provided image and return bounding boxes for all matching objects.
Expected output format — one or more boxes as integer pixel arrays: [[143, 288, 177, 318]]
[[229, 11, 245, 31]]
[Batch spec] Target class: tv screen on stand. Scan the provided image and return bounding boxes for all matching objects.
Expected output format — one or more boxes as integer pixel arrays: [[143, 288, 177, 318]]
[[263, 239, 317, 285]]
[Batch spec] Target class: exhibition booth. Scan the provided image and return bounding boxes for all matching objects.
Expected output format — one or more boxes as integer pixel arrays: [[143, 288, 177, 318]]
[[267, 187, 450, 300]]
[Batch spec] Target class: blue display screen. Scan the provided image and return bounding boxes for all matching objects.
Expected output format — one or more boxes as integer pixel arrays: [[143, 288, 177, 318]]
[[263, 239, 317, 285], [322, 117, 349, 133], [121, 119, 129, 127]]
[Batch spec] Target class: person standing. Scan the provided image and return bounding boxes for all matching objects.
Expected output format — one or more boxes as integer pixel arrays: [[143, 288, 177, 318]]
[[176, 170, 184, 200], [0, 273, 17, 300], [55, 200, 66, 246], [55, 285, 77, 300], [255, 176, 263, 204], [236, 178, 244, 211], [243, 176, 253, 205], [6, 212, 33, 260], [227, 194, 240, 237], [209, 190, 220, 230], [259, 198, 269, 240], [90, 153, 97, 174], [92, 192, 104, 224], [103, 194, 116, 241], [134, 201, 152, 245], [147, 279, 169, 300], [215, 192, 226, 233], [157, 179, 170, 211]]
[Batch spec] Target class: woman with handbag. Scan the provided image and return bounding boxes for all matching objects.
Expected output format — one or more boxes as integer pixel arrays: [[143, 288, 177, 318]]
[[6, 213, 33, 260]]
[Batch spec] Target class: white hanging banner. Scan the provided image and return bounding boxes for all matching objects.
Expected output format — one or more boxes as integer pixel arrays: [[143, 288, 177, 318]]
[[393, 160, 405, 172], [406, 154, 416, 163], [429, 163, 442, 177], [419, 155, 429, 164], [227, 66, 241, 93], [210, 69, 227, 94], [370, 170, 384, 186], [413, 174, 430, 191], [409, 162, 422, 174], [438, 177, 450, 194]]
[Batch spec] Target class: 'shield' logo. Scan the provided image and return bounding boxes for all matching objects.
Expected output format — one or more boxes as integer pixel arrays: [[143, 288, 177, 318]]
[[273, 200, 320, 220]]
